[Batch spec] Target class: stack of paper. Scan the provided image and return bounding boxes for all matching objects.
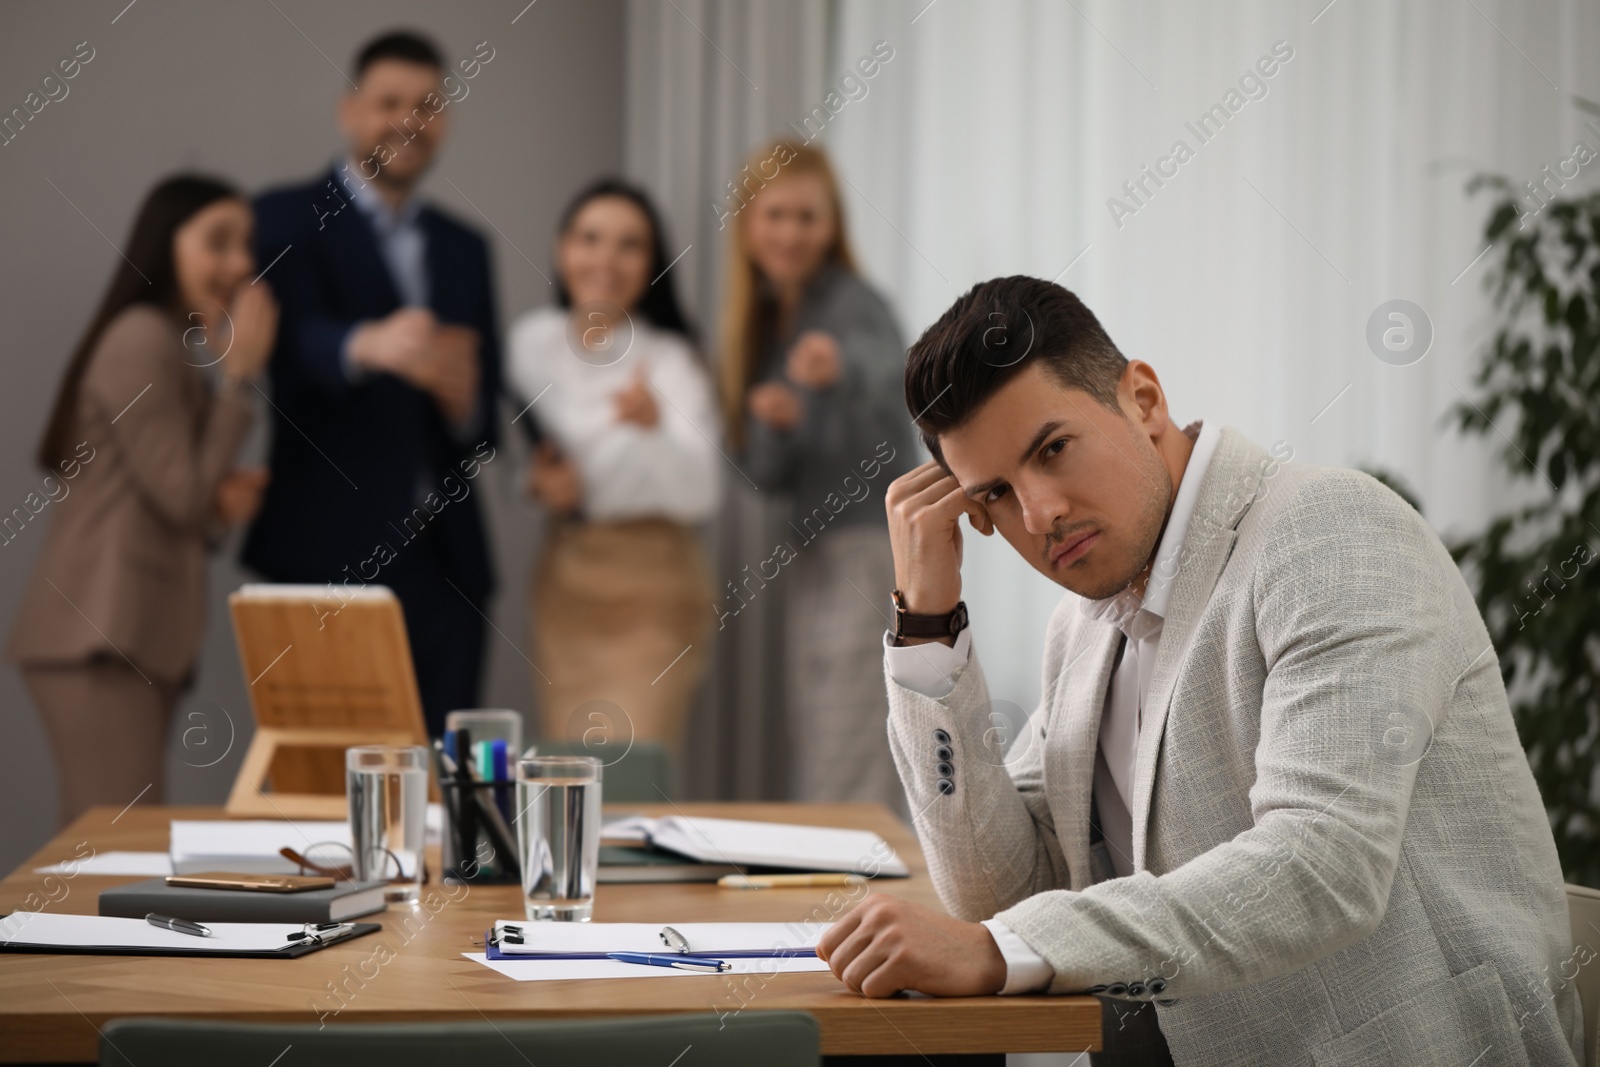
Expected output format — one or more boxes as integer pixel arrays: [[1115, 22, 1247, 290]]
[[602, 815, 908, 877], [168, 808, 447, 874], [169, 820, 351, 874], [35, 851, 174, 876]]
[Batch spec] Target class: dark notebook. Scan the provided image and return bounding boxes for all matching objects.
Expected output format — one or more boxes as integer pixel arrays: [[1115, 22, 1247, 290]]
[[99, 878, 388, 924], [597, 843, 741, 883]]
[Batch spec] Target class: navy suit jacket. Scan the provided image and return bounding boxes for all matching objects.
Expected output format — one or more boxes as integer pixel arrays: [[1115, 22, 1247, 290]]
[[243, 170, 501, 602]]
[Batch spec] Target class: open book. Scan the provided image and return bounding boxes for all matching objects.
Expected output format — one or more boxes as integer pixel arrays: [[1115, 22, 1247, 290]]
[[602, 815, 908, 877]]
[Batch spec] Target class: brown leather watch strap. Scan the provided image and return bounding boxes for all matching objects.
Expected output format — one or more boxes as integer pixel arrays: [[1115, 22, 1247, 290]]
[[891, 590, 970, 642]]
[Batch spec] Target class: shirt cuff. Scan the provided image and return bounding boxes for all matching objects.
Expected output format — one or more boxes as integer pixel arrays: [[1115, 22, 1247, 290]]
[[980, 919, 1055, 994], [883, 627, 971, 699]]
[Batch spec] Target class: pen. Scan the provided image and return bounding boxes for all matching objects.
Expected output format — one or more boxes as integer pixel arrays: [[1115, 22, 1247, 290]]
[[718, 874, 867, 889], [607, 951, 731, 973], [146, 912, 212, 938]]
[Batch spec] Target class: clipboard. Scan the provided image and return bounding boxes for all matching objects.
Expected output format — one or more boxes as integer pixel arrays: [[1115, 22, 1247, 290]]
[[482, 920, 820, 961], [0, 912, 381, 959]]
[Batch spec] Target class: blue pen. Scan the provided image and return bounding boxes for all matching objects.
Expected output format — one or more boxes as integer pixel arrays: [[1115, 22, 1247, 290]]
[[606, 951, 731, 973], [490, 738, 511, 822]]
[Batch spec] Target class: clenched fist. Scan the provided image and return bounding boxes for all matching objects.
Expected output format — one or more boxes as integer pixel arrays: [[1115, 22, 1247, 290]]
[[748, 381, 803, 431], [222, 282, 278, 383], [817, 894, 1008, 998], [785, 330, 842, 389], [613, 367, 659, 428]]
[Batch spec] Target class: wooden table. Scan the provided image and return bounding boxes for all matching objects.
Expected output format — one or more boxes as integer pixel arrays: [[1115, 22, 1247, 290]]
[[0, 803, 1100, 1062]]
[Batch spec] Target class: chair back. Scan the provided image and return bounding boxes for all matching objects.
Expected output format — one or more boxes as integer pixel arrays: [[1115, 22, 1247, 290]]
[[102, 1012, 820, 1067]]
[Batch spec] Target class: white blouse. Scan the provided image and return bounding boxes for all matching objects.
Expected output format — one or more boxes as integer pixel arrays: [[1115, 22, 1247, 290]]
[[506, 306, 723, 525]]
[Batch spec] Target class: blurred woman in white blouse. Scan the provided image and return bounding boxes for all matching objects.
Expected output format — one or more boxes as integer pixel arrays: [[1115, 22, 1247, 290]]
[[508, 179, 721, 760]]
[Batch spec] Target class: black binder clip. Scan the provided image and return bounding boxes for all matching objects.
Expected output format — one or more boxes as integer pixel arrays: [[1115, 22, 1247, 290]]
[[286, 922, 354, 947]]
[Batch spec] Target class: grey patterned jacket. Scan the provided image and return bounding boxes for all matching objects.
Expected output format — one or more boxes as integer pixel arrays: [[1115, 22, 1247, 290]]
[[885, 427, 1582, 1067]]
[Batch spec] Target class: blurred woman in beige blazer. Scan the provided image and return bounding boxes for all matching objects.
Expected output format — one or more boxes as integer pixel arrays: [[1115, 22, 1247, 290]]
[[7, 175, 277, 828]]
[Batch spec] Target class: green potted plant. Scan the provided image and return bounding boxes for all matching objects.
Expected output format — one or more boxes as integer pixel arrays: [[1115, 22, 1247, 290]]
[[1449, 175, 1600, 888]]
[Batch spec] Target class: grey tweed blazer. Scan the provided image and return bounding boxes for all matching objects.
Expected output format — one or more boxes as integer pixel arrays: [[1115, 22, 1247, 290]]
[[885, 427, 1582, 1067]]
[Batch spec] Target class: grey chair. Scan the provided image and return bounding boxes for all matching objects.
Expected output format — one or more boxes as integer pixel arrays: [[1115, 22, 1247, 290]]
[[534, 739, 672, 802], [101, 1011, 820, 1067]]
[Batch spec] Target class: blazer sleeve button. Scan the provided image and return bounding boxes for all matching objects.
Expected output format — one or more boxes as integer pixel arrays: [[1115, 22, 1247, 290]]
[[935, 761, 954, 778], [934, 744, 953, 762], [933, 728, 952, 745], [1148, 978, 1167, 994], [936, 778, 955, 795], [1128, 982, 1146, 997], [1085, 985, 1108, 995], [1105, 983, 1128, 996]]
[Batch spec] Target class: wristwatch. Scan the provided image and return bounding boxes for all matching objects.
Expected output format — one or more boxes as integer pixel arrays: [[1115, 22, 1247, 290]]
[[891, 590, 969, 644]]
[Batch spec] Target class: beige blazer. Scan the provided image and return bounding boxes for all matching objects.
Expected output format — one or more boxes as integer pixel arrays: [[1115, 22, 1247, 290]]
[[7, 305, 253, 684], [886, 428, 1582, 1067]]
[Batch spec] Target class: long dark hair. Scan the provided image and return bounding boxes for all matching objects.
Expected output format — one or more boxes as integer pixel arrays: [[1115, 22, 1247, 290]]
[[552, 177, 697, 343], [36, 173, 242, 470]]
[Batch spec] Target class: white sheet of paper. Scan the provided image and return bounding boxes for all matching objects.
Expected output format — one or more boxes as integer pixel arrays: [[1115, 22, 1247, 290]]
[[463, 953, 833, 982], [1, 911, 318, 952], [169, 820, 352, 873], [167, 808, 443, 871], [600, 814, 655, 842], [426, 801, 443, 843], [34, 851, 173, 876]]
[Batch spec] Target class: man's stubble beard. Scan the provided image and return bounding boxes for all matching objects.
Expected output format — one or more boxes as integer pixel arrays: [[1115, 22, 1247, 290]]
[[1051, 436, 1172, 603]]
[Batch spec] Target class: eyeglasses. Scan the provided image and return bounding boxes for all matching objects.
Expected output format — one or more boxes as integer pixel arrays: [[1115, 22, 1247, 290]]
[[279, 841, 425, 885]]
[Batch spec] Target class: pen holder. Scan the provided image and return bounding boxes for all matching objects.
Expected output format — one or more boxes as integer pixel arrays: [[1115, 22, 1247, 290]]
[[440, 777, 522, 885]]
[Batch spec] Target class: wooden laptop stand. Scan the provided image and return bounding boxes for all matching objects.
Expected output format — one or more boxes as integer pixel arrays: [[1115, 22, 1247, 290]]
[[225, 584, 433, 819]]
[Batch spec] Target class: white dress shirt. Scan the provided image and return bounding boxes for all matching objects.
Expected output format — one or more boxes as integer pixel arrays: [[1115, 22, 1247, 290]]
[[507, 307, 723, 524], [884, 420, 1220, 994]]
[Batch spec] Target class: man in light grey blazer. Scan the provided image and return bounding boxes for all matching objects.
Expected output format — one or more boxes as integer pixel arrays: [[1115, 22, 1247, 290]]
[[815, 276, 1583, 1066]]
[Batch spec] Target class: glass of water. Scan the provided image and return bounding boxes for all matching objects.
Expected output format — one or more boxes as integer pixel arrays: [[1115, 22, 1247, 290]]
[[346, 745, 429, 901], [515, 755, 602, 921]]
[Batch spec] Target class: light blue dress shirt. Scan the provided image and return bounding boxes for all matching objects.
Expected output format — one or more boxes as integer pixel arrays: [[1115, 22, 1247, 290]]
[[338, 161, 428, 308]]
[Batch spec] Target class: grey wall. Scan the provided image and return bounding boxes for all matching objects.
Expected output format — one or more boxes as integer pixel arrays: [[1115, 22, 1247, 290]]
[[0, 0, 625, 874]]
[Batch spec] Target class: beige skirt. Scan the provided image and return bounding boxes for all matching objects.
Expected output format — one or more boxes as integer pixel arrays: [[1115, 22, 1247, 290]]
[[531, 518, 713, 758]]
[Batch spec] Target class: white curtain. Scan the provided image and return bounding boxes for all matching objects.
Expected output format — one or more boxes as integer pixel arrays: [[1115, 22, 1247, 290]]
[[827, 0, 1600, 718], [625, 0, 828, 799]]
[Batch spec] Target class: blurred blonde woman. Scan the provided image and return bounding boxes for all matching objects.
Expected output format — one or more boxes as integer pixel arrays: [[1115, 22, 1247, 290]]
[[509, 179, 720, 763], [720, 141, 914, 816]]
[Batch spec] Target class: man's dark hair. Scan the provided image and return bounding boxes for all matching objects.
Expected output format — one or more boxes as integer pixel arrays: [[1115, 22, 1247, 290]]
[[354, 30, 444, 81], [904, 275, 1129, 463]]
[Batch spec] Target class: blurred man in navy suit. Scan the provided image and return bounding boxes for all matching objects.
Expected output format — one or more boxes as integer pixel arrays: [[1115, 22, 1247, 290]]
[[246, 31, 501, 734]]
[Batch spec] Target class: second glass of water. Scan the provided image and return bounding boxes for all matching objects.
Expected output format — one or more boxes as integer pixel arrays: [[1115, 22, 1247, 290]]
[[515, 755, 602, 921], [346, 745, 429, 901]]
